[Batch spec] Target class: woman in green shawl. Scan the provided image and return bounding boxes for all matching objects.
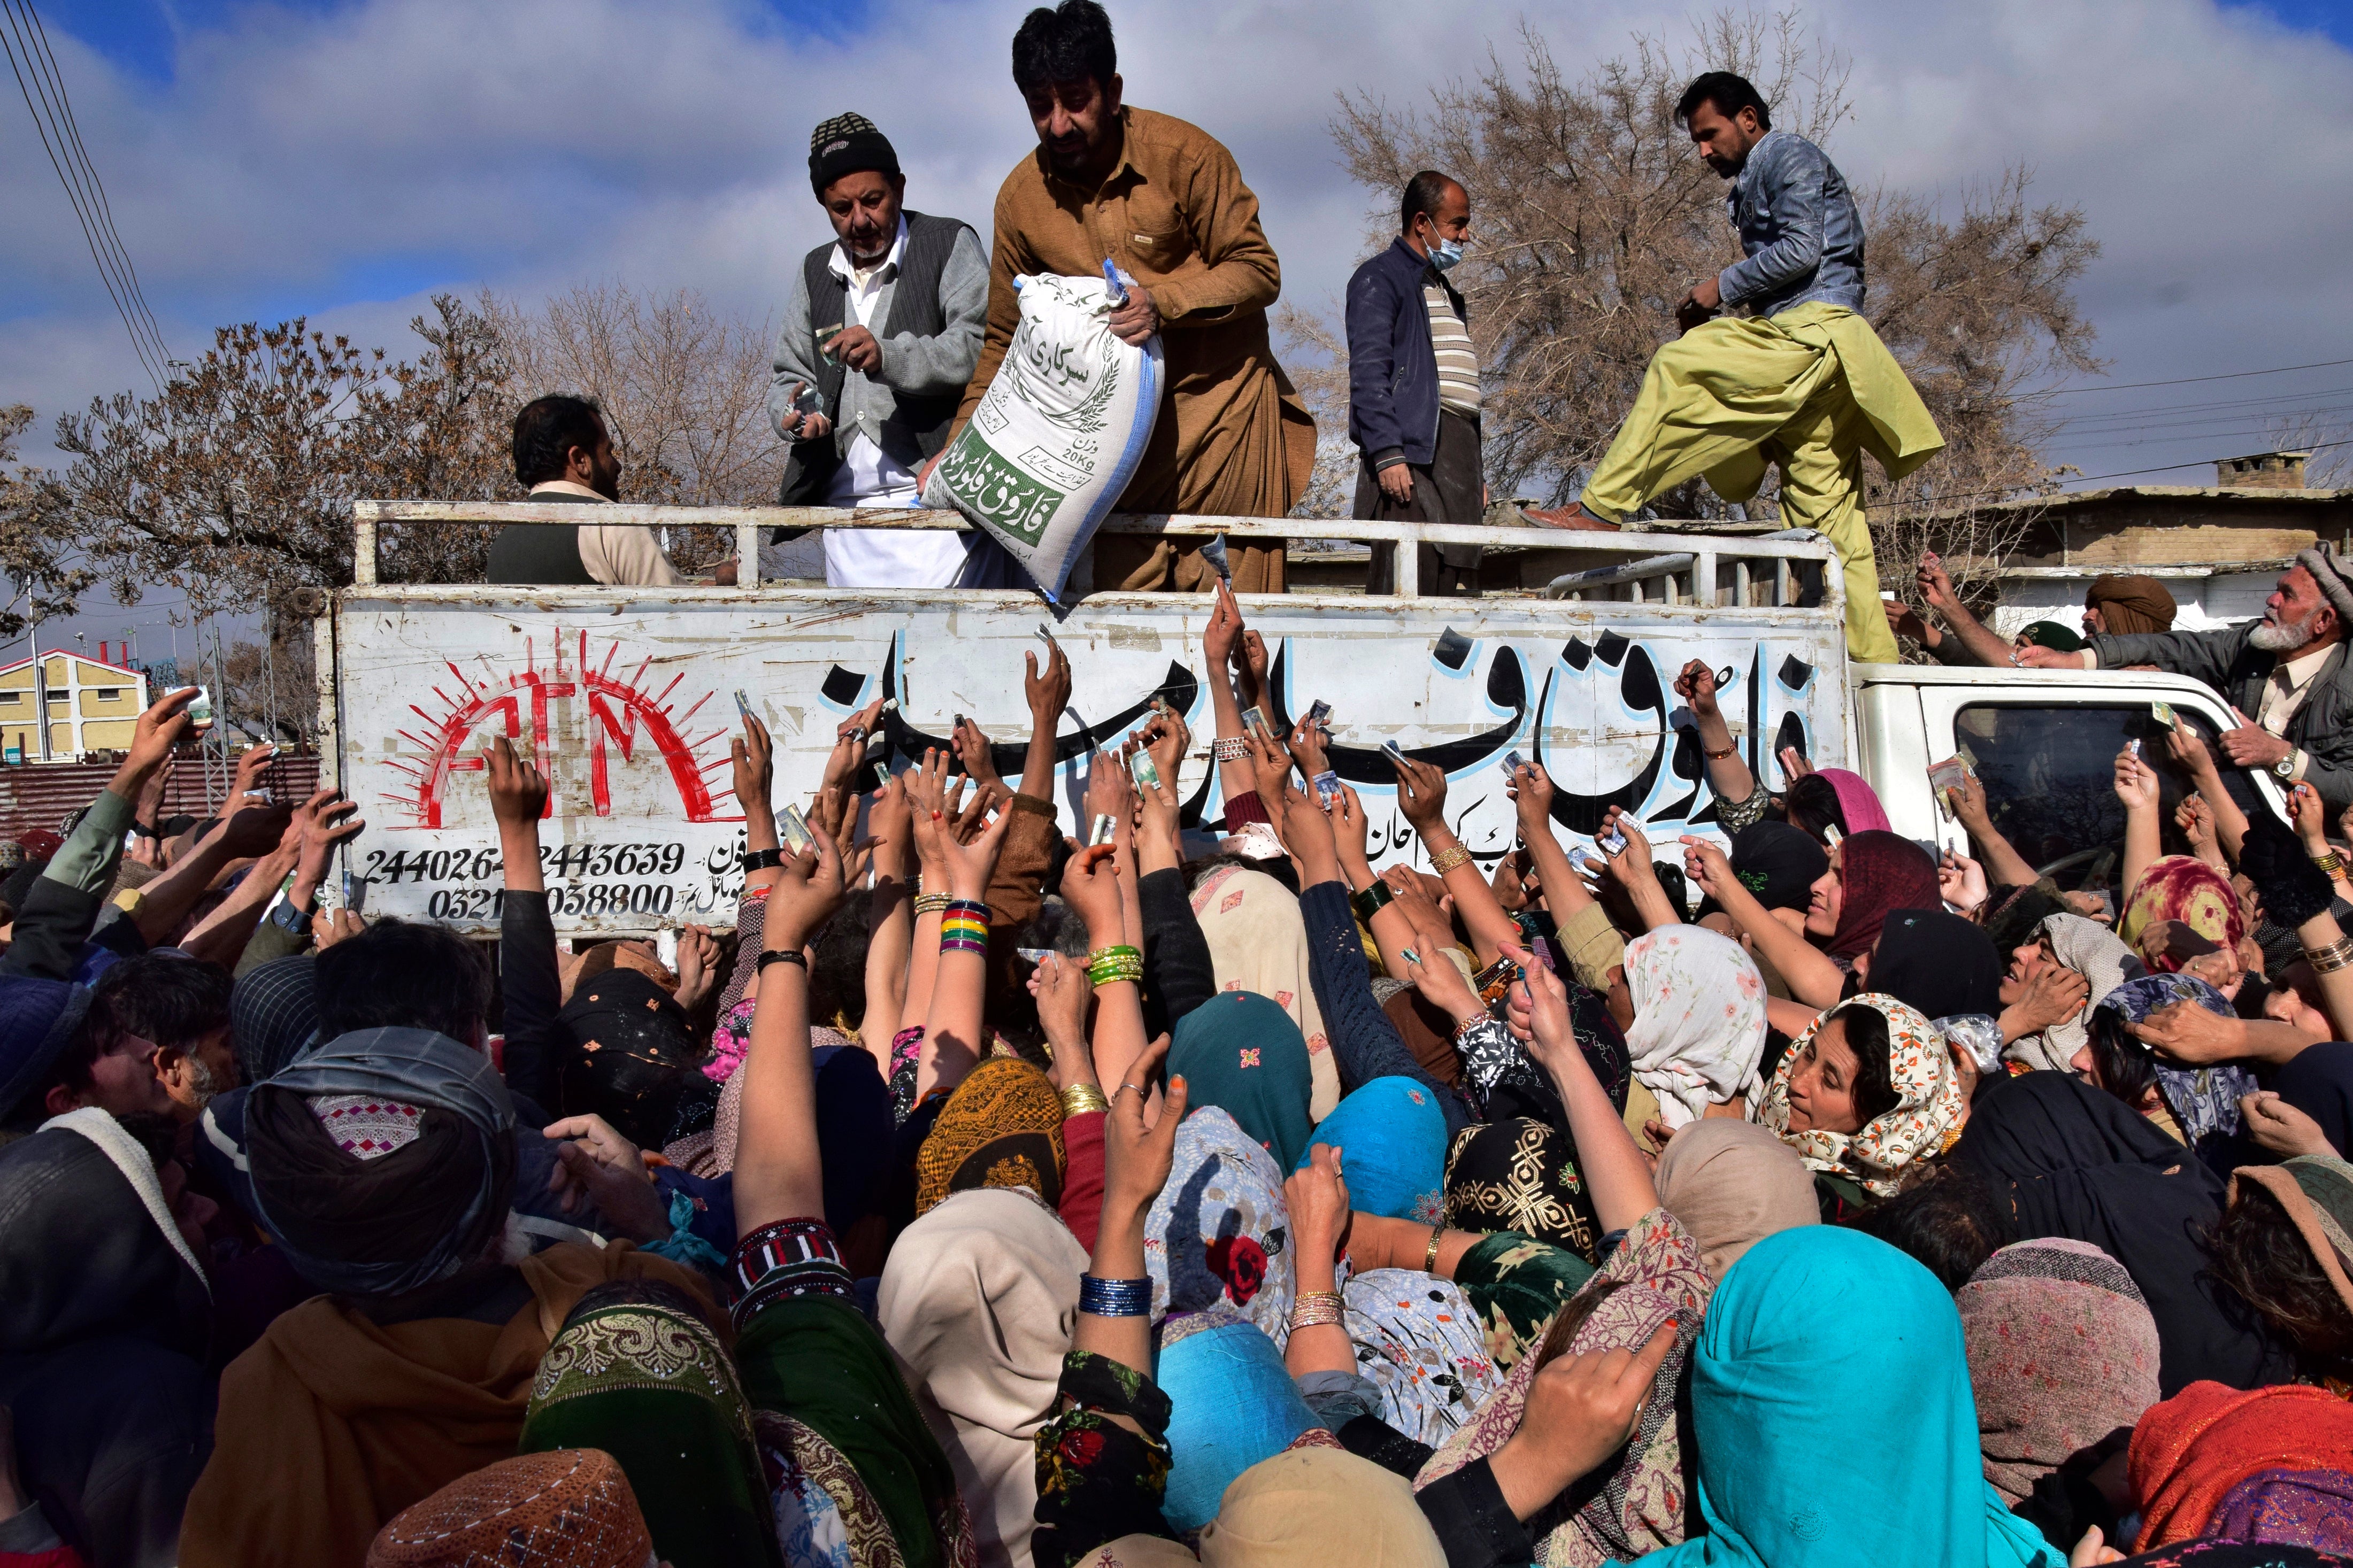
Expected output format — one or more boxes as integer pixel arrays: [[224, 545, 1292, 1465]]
[[727, 781, 982, 1568], [519, 1278, 781, 1568]]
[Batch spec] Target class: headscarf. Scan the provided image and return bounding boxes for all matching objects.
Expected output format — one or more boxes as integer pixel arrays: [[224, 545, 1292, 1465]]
[[1957, 1239, 2163, 1505], [1655, 1118, 1820, 1284], [1157, 1310, 1324, 1532], [1444, 1117, 1603, 1263], [1757, 993, 1963, 1198], [364, 1449, 656, 1568], [2121, 855, 2247, 965], [1341, 1269, 1501, 1447], [1623, 926, 1766, 1128], [1983, 880, 2072, 960], [1724, 820, 1828, 914], [2210, 1470, 2353, 1554], [0, 973, 90, 1121], [556, 968, 707, 1150], [1827, 831, 1941, 961], [1634, 1227, 2060, 1568], [2228, 1157, 2353, 1329], [1295, 1076, 1444, 1222], [877, 1187, 1084, 1567], [1190, 864, 1337, 1119], [2018, 620, 2087, 652], [519, 1281, 779, 1568], [1817, 768, 1894, 836], [232, 955, 320, 1084], [2098, 974, 2258, 1147], [1871, 909, 2004, 1021], [1419, 1209, 1710, 1566], [2010, 913, 2139, 1073], [246, 1026, 516, 1297], [2086, 573, 2178, 636], [913, 1058, 1065, 1216], [2131, 1381, 2353, 1550], [1168, 992, 1315, 1171], [1189, 1447, 1447, 1567], [1146, 1107, 1297, 1346], [1953, 1072, 2291, 1397]]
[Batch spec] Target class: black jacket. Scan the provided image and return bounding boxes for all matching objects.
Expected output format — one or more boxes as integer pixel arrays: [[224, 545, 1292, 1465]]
[[2090, 622, 2353, 809], [1345, 237, 1462, 472]]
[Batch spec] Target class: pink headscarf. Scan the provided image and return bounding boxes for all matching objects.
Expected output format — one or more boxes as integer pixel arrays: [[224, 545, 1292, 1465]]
[[1819, 768, 1893, 835]]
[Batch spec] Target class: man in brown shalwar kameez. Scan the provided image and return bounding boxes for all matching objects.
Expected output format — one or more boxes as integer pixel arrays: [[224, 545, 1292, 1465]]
[[955, 0, 1315, 594]]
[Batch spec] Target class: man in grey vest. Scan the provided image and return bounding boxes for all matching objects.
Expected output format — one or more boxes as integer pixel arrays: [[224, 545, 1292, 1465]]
[[768, 112, 989, 587]]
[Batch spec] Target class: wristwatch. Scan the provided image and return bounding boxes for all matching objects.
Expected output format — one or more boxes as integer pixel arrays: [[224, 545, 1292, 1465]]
[[2275, 755, 2301, 782]]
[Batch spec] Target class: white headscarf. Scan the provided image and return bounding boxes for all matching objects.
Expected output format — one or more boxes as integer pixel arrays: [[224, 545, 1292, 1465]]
[[1623, 926, 1768, 1128], [2004, 913, 2136, 1074]]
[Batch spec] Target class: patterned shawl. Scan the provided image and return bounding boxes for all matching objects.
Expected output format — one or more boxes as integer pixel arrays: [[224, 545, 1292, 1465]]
[[1190, 864, 1339, 1120], [2097, 973, 2258, 1147], [1758, 993, 1965, 1198], [2121, 855, 2247, 965], [1341, 1270, 1501, 1448], [1143, 1107, 1297, 1347], [1416, 1209, 1712, 1566]]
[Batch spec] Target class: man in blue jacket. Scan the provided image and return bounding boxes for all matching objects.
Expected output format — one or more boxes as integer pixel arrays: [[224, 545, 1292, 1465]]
[[1346, 171, 1490, 596], [1531, 73, 1943, 662]]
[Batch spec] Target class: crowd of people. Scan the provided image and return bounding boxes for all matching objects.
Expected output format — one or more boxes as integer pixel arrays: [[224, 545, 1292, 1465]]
[[9, 553, 2353, 1567]]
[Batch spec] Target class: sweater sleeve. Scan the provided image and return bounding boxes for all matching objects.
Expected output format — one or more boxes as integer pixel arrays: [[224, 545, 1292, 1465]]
[[1137, 867, 1216, 1035], [2, 789, 134, 982], [1412, 1459, 1535, 1568], [1298, 879, 1469, 1138], [985, 794, 1061, 934], [498, 889, 564, 1117]]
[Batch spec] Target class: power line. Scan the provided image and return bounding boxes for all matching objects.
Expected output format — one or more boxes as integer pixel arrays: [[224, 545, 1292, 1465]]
[[0, 0, 168, 387], [2020, 357, 2353, 399], [1907, 436, 2353, 506]]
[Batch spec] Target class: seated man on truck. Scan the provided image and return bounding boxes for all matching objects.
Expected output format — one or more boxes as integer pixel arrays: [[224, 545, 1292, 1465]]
[[2019, 548, 2353, 810], [1525, 71, 1943, 665], [488, 396, 686, 588]]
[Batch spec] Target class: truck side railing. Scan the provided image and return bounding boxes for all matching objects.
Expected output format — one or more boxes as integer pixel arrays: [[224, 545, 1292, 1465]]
[[349, 502, 1839, 609]]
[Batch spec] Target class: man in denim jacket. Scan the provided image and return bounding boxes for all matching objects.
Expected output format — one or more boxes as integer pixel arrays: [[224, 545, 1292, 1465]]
[[1533, 73, 1941, 663]]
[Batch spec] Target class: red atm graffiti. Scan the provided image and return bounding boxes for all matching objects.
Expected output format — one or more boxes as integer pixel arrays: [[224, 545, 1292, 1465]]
[[388, 630, 739, 828]]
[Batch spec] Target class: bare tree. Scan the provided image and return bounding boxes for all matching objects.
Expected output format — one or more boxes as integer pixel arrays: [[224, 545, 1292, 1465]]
[[1319, 10, 2102, 597], [0, 405, 95, 641], [484, 282, 784, 569]]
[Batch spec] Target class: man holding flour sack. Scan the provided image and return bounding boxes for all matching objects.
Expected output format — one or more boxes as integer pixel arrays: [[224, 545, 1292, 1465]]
[[770, 113, 990, 588], [953, 0, 1316, 595]]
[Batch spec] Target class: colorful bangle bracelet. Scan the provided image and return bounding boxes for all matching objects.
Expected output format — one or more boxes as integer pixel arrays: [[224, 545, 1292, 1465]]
[[1210, 735, 1252, 761], [1087, 944, 1144, 986], [944, 898, 991, 920], [1079, 1274, 1153, 1317]]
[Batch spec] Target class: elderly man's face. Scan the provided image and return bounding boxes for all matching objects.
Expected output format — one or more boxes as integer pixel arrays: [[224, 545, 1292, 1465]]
[[2253, 565, 2337, 653]]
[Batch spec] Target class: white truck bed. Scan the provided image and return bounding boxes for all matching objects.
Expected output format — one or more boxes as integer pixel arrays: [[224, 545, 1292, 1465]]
[[325, 504, 1849, 934]]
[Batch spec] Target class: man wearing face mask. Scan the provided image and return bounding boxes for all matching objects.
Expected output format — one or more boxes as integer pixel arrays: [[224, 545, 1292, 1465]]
[[1530, 72, 1943, 666], [770, 112, 989, 588], [1345, 171, 1485, 597]]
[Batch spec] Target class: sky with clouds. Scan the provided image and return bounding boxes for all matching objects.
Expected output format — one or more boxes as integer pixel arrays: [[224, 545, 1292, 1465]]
[[3, 0, 2351, 655]]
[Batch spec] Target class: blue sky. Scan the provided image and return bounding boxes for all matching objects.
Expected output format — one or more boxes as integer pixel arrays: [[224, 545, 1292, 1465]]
[[5, 0, 2353, 658]]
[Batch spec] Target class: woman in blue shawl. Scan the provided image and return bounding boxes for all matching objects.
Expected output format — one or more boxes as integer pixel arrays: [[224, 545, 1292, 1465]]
[[1636, 1226, 2061, 1567]]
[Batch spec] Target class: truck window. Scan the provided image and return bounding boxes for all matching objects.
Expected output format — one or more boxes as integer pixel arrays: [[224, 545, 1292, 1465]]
[[1954, 702, 2215, 897]]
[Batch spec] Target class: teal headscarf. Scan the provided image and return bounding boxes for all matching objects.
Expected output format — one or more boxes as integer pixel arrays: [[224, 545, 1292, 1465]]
[[1295, 1076, 1446, 1224], [1635, 1227, 2060, 1568], [1169, 991, 1315, 1170], [1155, 1307, 1321, 1532]]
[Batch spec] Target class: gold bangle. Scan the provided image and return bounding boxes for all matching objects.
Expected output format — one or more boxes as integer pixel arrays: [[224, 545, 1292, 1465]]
[[1290, 1289, 1345, 1330], [912, 892, 952, 916], [1424, 1225, 1444, 1273], [1059, 1083, 1110, 1117], [2307, 934, 2353, 975], [1428, 844, 1473, 875], [2316, 851, 2347, 877]]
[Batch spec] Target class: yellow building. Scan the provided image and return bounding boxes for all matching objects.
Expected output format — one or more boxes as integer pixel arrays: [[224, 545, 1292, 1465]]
[[0, 651, 151, 762]]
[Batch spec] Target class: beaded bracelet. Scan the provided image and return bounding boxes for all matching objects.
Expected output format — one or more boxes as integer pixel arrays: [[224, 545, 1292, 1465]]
[[1087, 944, 1144, 987], [1060, 1083, 1111, 1117], [911, 892, 953, 916], [1079, 1275, 1154, 1317], [1290, 1289, 1345, 1330], [1428, 844, 1473, 875], [1210, 735, 1252, 761]]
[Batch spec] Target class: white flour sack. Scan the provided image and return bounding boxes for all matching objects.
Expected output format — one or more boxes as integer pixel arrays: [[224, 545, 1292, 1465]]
[[922, 271, 1162, 600]]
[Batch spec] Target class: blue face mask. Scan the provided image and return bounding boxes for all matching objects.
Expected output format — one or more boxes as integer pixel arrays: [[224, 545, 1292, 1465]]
[[1429, 236, 1465, 272]]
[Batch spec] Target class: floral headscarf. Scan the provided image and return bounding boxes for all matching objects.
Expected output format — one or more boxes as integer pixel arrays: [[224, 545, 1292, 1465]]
[[1757, 993, 1965, 1197], [2098, 973, 2258, 1147], [1623, 927, 1767, 1129], [1342, 1270, 1501, 1448], [1144, 1107, 1297, 1347], [2120, 855, 2246, 966]]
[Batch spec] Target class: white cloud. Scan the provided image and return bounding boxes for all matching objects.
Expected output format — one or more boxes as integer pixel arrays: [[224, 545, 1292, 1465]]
[[4, 0, 2351, 499]]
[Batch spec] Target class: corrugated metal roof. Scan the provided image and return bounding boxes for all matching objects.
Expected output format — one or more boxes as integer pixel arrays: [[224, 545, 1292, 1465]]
[[0, 751, 322, 840]]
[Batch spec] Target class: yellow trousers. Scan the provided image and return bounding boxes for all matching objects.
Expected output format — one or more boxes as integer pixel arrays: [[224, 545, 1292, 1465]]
[[1579, 304, 1941, 665]]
